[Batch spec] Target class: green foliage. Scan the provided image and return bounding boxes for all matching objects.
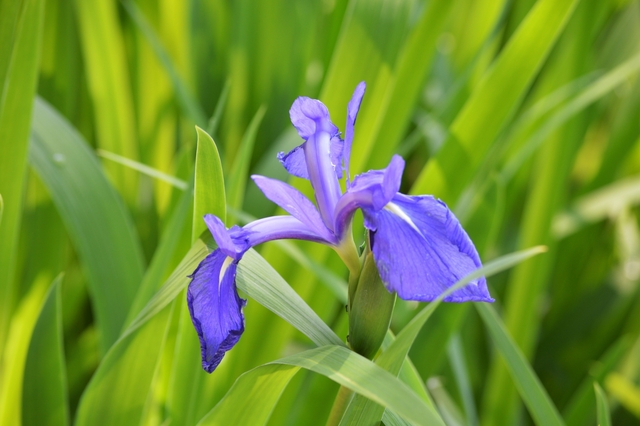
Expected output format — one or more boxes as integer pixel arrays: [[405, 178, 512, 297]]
[[4, 0, 640, 424]]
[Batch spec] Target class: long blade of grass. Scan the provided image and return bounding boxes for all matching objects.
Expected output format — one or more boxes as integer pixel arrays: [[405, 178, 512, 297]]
[[340, 246, 547, 425], [594, 383, 612, 426], [199, 345, 445, 426], [411, 0, 579, 201], [0, 0, 45, 353], [476, 303, 565, 426], [226, 105, 266, 222], [192, 126, 226, 242], [121, 0, 206, 126], [97, 149, 189, 190], [604, 372, 640, 418], [29, 97, 145, 352], [73, 0, 139, 203], [22, 275, 69, 426]]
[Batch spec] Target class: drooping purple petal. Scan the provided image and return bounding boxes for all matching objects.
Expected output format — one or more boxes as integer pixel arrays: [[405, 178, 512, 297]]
[[344, 82, 366, 185], [363, 193, 493, 303], [277, 144, 309, 179], [251, 175, 337, 244], [333, 155, 404, 238], [187, 249, 247, 373], [204, 214, 238, 258]]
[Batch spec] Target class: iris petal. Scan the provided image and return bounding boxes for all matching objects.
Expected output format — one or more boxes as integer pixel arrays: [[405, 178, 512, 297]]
[[277, 144, 309, 179], [344, 82, 366, 185], [251, 175, 337, 244], [289, 97, 338, 139], [204, 214, 238, 258], [363, 194, 493, 303], [187, 249, 247, 373]]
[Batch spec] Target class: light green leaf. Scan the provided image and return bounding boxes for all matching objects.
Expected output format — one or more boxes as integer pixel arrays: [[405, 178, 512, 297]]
[[226, 105, 266, 222], [594, 383, 611, 426], [75, 300, 175, 426], [207, 80, 231, 138], [341, 246, 547, 425], [604, 372, 640, 418], [22, 275, 69, 426], [73, 0, 139, 203], [97, 149, 188, 190], [193, 126, 226, 242], [411, 0, 579, 201], [448, 334, 479, 426], [29, 97, 145, 352], [121, 0, 206, 126], [476, 303, 565, 426], [0, 194, 3, 226], [0, 0, 44, 353], [237, 249, 345, 348], [199, 345, 445, 426]]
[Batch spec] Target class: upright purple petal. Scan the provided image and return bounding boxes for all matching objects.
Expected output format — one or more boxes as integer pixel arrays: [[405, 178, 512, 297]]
[[187, 249, 246, 373], [363, 193, 493, 303], [251, 175, 337, 244], [277, 144, 309, 179], [290, 97, 338, 139], [330, 135, 344, 180], [344, 82, 366, 185]]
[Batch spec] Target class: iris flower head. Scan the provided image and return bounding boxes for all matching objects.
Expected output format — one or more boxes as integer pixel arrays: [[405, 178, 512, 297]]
[[187, 82, 493, 373]]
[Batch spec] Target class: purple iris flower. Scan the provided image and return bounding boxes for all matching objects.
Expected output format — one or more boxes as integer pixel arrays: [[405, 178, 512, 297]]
[[188, 82, 493, 373]]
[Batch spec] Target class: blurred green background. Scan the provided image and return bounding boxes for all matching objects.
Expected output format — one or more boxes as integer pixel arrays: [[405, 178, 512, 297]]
[[2, 0, 640, 424]]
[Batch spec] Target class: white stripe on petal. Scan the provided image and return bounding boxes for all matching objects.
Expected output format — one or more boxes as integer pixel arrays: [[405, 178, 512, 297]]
[[384, 202, 422, 235]]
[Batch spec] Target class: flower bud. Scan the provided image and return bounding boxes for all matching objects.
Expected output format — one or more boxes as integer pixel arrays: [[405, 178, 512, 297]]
[[348, 248, 395, 359]]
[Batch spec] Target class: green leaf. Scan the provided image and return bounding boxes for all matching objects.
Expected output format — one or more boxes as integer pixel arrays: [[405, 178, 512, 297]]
[[594, 383, 611, 426], [341, 246, 547, 426], [226, 105, 266, 222], [476, 303, 565, 426], [411, 0, 579, 201], [120, 0, 207, 126], [563, 336, 631, 426], [75, 299, 175, 426], [73, 0, 139, 203], [22, 275, 69, 426], [29, 97, 145, 352], [0, 0, 44, 352], [198, 346, 445, 426], [193, 126, 226, 242], [237, 249, 345, 348], [604, 372, 640, 418], [207, 80, 231, 138], [97, 149, 188, 190], [0, 194, 3, 226]]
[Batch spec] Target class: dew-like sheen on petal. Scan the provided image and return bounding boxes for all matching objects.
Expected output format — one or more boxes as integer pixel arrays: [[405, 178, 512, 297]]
[[363, 194, 493, 303]]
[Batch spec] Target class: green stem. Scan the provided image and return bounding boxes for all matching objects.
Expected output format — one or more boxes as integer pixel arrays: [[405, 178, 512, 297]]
[[326, 385, 354, 426]]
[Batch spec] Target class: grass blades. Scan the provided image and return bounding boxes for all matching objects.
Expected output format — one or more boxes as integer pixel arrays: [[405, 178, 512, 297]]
[[237, 249, 345, 348], [193, 127, 226, 241], [73, 0, 139, 204], [29, 97, 145, 352], [594, 383, 612, 426], [200, 345, 445, 426], [0, 0, 45, 356], [340, 246, 547, 425], [97, 149, 188, 190], [22, 276, 69, 426], [411, 0, 579, 201], [476, 303, 564, 426]]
